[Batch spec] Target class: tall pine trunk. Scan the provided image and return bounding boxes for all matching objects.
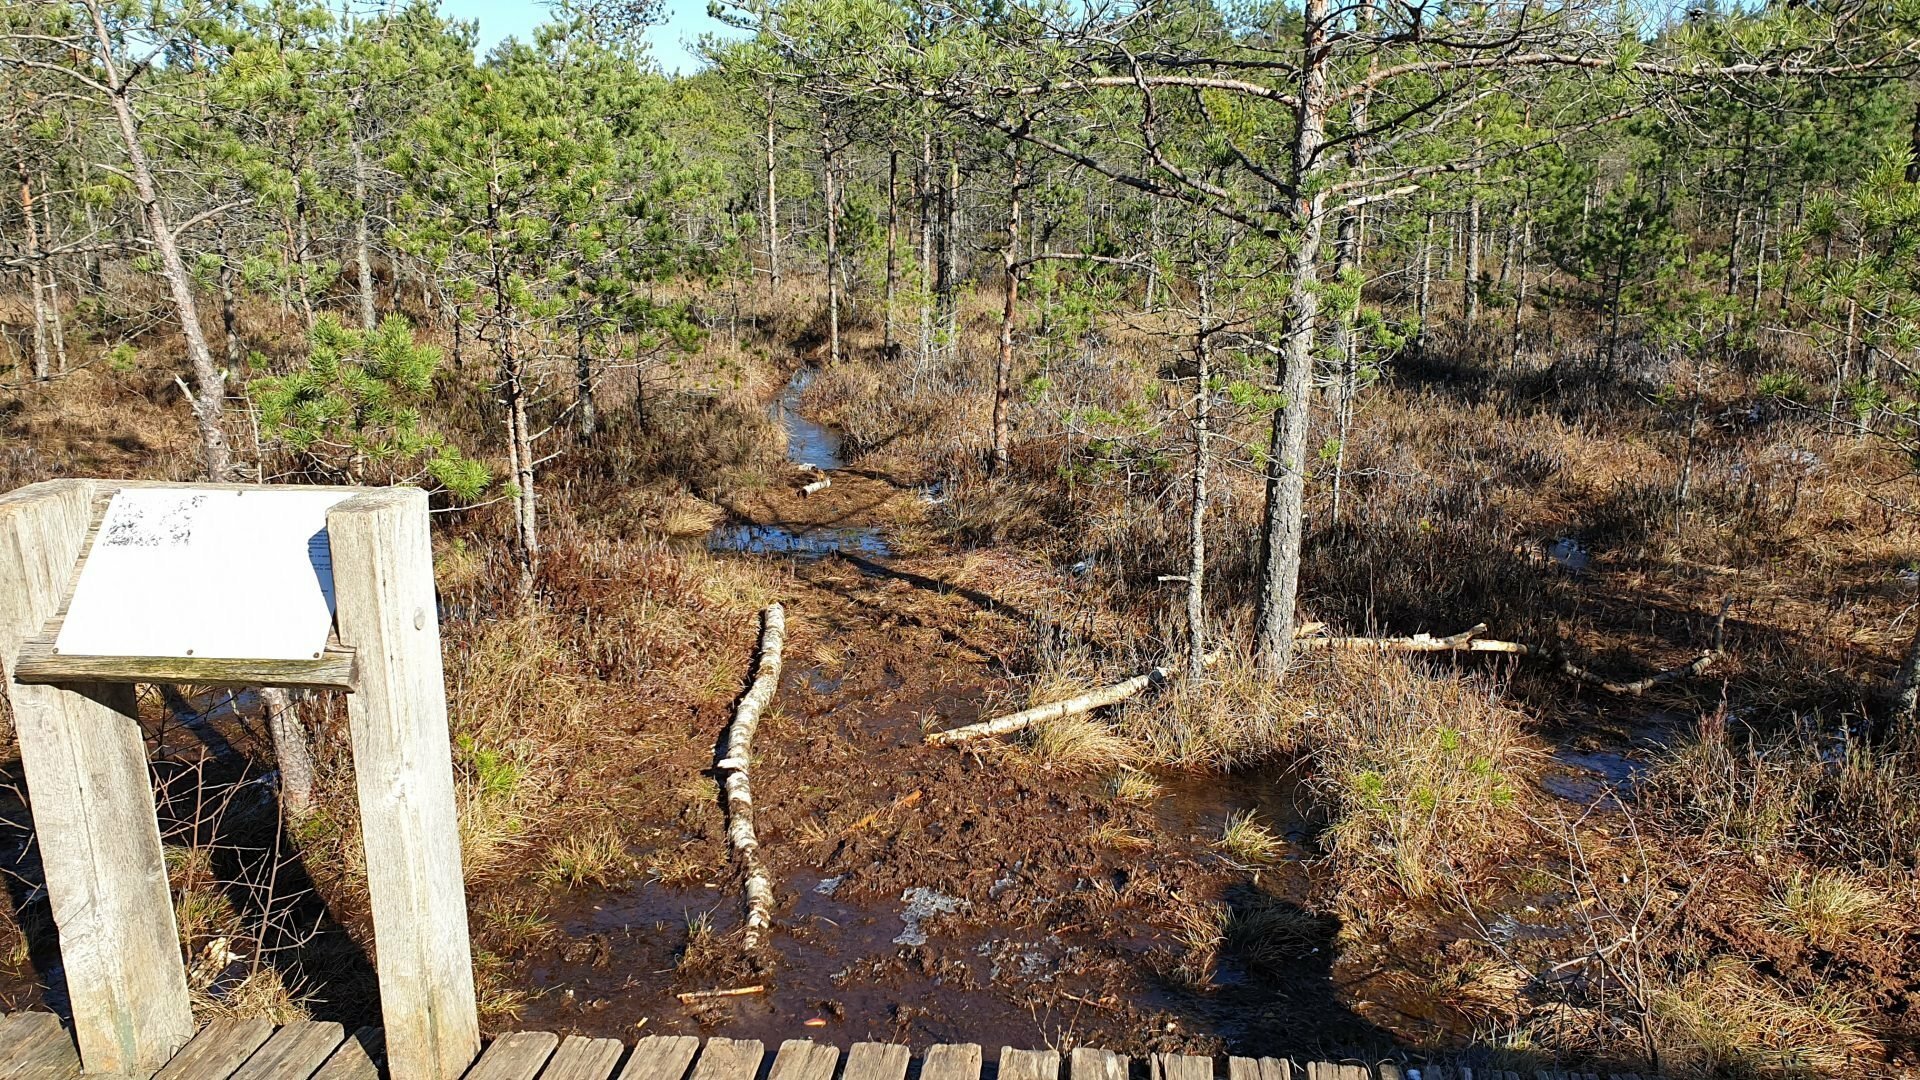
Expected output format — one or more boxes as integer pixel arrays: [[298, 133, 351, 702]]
[[352, 116, 378, 332], [1251, 0, 1331, 677], [943, 154, 961, 352], [823, 132, 841, 366], [765, 87, 781, 288], [39, 171, 66, 374], [991, 149, 1022, 475], [575, 315, 596, 441], [884, 148, 898, 350], [1187, 275, 1214, 681], [918, 123, 935, 372], [13, 149, 50, 381]]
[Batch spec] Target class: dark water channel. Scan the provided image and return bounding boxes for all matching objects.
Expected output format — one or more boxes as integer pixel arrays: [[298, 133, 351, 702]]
[[706, 369, 891, 559], [522, 369, 1361, 1050], [536, 374, 1654, 1052]]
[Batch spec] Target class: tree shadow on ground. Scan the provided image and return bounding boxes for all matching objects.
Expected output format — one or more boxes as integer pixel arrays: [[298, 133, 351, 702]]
[[0, 686, 379, 1033]]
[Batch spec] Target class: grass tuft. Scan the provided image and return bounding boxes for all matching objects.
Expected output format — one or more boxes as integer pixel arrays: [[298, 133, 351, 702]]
[[1107, 767, 1162, 802], [540, 826, 633, 890], [1217, 809, 1284, 864], [1767, 867, 1886, 949], [1022, 715, 1134, 773]]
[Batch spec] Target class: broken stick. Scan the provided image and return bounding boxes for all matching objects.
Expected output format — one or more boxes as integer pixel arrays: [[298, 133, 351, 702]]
[[718, 602, 785, 956], [1292, 622, 1533, 653], [675, 985, 766, 1002]]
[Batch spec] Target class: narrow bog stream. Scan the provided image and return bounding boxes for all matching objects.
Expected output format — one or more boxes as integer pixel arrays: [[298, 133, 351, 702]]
[[707, 370, 891, 560], [521, 370, 1616, 1053]]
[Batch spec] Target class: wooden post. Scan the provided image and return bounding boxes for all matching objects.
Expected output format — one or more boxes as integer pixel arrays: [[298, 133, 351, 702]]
[[327, 488, 478, 1080], [0, 480, 195, 1077]]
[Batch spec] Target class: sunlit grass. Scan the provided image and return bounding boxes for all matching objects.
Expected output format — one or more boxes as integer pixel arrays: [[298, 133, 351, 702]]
[[1217, 809, 1284, 864]]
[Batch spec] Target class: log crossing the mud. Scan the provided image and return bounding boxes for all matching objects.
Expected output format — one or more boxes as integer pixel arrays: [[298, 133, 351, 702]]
[[0, 1012, 1669, 1080]]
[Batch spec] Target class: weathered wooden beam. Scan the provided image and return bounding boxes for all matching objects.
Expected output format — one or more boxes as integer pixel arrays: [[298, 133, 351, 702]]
[[13, 632, 356, 690], [0, 480, 195, 1078], [542, 1036, 626, 1080], [1000, 1048, 1061, 1080], [920, 1045, 983, 1080], [1070, 1048, 1129, 1080], [328, 488, 479, 1080]]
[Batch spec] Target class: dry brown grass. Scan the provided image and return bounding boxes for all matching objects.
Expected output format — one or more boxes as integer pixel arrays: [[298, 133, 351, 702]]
[[1019, 714, 1135, 773], [1302, 656, 1537, 902], [1649, 957, 1882, 1077], [1122, 642, 1295, 769], [1216, 809, 1285, 865], [1765, 868, 1889, 950]]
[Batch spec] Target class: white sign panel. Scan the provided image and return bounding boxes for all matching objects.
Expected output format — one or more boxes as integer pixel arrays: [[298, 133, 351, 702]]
[[55, 488, 356, 661]]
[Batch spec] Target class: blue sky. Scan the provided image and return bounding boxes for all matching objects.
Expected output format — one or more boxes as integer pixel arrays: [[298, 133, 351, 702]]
[[436, 0, 743, 74]]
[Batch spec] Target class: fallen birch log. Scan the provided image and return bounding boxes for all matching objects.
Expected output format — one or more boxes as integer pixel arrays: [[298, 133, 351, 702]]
[[717, 602, 785, 957], [926, 666, 1170, 745], [1296, 614, 1726, 696], [926, 648, 1244, 745], [1293, 622, 1532, 653], [1560, 651, 1715, 695], [799, 478, 831, 497]]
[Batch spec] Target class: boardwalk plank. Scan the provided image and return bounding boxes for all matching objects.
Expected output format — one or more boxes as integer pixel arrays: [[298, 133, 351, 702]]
[[1227, 1058, 1290, 1080], [230, 1021, 347, 1080], [842, 1043, 910, 1080], [999, 1049, 1059, 1080], [769, 1041, 839, 1080], [920, 1044, 982, 1080], [0, 1012, 78, 1080], [688, 1039, 765, 1080], [155, 1018, 277, 1080], [1154, 1054, 1212, 1080], [311, 1028, 384, 1080], [0, 1017, 61, 1072], [1070, 1047, 1128, 1080], [468, 1033, 562, 1080], [616, 1037, 703, 1080], [770, 1041, 838, 1080], [542, 1037, 625, 1080]]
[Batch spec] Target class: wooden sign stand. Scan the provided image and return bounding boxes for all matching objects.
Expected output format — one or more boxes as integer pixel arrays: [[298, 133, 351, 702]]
[[0, 480, 479, 1080]]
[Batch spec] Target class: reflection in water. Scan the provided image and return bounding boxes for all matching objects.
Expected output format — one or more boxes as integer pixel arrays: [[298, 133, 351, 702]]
[[1546, 536, 1590, 572], [776, 368, 846, 471], [709, 523, 890, 559], [707, 367, 891, 559]]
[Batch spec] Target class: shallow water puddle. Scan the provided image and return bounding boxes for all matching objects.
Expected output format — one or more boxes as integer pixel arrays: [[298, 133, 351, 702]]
[[1546, 536, 1590, 572], [775, 367, 846, 471], [706, 368, 891, 558], [708, 523, 891, 558]]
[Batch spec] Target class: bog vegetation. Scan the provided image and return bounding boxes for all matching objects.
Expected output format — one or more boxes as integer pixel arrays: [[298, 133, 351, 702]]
[[3, 0, 1920, 1075]]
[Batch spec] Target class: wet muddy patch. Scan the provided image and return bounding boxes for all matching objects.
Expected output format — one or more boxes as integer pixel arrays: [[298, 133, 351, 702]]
[[708, 523, 891, 559]]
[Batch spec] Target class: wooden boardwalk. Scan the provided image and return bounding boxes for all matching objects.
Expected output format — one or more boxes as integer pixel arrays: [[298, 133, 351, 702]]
[[0, 1015, 1661, 1080]]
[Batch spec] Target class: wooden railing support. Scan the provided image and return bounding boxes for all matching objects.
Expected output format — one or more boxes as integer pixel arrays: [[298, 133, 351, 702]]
[[0, 480, 194, 1077], [328, 489, 479, 1080]]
